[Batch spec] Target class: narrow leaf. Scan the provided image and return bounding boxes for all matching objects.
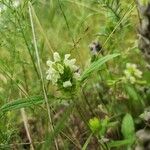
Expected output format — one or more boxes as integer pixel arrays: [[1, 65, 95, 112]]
[[0, 95, 56, 114], [82, 133, 93, 150], [108, 138, 135, 148], [80, 53, 120, 82], [43, 105, 74, 149]]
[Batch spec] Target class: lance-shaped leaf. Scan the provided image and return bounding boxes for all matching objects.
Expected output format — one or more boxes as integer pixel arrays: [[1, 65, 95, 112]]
[[80, 53, 120, 82]]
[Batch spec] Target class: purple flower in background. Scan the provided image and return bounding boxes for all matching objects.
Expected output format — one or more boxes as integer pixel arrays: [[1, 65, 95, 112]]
[[89, 41, 102, 55]]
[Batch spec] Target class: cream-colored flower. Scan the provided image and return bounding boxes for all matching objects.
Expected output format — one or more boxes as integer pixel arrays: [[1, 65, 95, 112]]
[[124, 70, 131, 78], [53, 52, 61, 62], [74, 72, 80, 80], [46, 74, 52, 80], [126, 63, 137, 69], [46, 68, 60, 84], [124, 63, 143, 84], [63, 80, 72, 88], [64, 54, 71, 60], [129, 76, 136, 84], [51, 73, 60, 84], [46, 52, 80, 89], [46, 60, 54, 67], [64, 54, 78, 71], [134, 69, 142, 78], [46, 68, 55, 75]]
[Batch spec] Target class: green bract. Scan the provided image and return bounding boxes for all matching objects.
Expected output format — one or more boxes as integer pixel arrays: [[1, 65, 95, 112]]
[[89, 117, 101, 132]]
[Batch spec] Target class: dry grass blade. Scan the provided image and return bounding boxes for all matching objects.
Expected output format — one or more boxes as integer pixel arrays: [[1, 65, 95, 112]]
[[28, 2, 59, 150]]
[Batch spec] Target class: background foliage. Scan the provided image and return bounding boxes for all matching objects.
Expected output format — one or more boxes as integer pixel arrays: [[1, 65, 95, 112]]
[[0, 0, 150, 149]]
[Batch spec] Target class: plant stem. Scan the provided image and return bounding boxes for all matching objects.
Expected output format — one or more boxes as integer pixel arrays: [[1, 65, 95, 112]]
[[28, 2, 59, 149]]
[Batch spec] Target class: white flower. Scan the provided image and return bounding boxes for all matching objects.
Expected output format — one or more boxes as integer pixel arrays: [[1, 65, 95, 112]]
[[46, 68, 55, 74], [126, 63, 137, 70], [51, 73, 60, 84], [46, 60, 54, 67], [64, 54, 71, 67], [64, 54, 71, 60], [124, 63, 143, 84], [46, 68, 60, 84], [129, 76, 136, 84], [124, 70, 131, 78], [63, 80, 72, 88], [64, 54, 78, 71], [53, 52, 61, 62], [46, 52, 80, 89], [74, 72, 80, 80], [46, 74, 52, 80], [134, 69, 142, 78]]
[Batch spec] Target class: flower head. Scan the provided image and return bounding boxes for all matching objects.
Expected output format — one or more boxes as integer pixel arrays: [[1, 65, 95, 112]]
[[64, 54, 78, 71], [46, 60, 54, 67], [89, 41, 102, 54], [53, 52, 61, 62], [134, 69, 142, 78], [124, 63, 143, 84], [74, 72, 80, 80], [46, 52, 80, 92], [63, 80, 72, 88], [46, 68, 60, 84]]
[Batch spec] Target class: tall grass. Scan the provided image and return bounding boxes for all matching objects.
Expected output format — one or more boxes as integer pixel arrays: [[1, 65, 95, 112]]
[[0, 0, 150, 149]]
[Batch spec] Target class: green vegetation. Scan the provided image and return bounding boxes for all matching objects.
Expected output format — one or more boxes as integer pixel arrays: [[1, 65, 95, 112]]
[[0, 0, 150, 149]]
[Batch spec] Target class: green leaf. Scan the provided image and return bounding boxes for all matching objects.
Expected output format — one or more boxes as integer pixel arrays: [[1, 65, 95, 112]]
[[125, 85, 144, 107], [43, 105, 74, 149], [0, 96, 44, 114], [125, 86, 139, 102], [89, 117, 101, 133], [80, 53, 120, 82], [99, 117, 109, 136], [108, 138, 135, 148], [121, 113, 135, 139], [82, 133, 93, 150]]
